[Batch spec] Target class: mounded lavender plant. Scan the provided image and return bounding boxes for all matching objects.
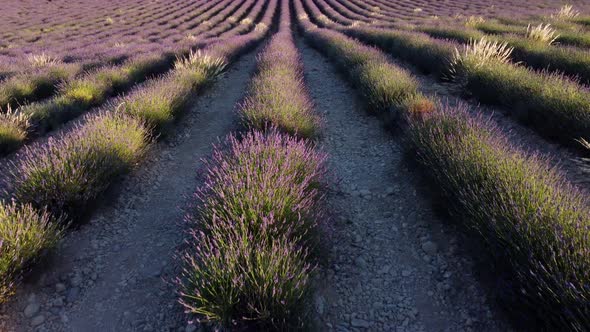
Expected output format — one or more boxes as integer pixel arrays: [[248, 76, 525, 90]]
[[407, 102, 590, 330], [181, 128, 327, 329], [195, 129, 327, 248], [0, 201, 62, 303], [8, 112, 148, 219], [240, 31, 320, 138], [179, 215, 314, 330]]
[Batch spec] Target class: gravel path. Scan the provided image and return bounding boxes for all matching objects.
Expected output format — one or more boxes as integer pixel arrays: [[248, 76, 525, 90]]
[[0, 49, 258, 332], [298, 38, 509, 332]]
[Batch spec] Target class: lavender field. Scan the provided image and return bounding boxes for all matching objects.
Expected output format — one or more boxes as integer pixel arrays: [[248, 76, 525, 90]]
[[1, 0, 590, 331]]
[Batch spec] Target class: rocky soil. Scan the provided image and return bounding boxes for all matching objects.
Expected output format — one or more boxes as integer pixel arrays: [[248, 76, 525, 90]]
[[299, 38, 510, 332]]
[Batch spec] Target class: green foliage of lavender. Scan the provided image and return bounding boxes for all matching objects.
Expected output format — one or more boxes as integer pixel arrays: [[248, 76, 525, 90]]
[[0, 64, 80, 109], [407, 104, 590, 330], [343, 27, 455, 76], [458, 59, 590, 146], [240, 31, 320, 138], [0, 202, 62, 303], [180, 130, 326, 329], [301, 24, 423, 115], [7, 112, 148, 219], [343, 26, 590, 148], [0, 53, 175, 155], [421, 25, 590, 84]]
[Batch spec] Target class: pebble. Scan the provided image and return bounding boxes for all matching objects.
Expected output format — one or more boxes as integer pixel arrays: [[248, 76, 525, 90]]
[[24, 303, 40, 318], [351, 318, 370, 328], [66, 287, 80, 303], [31, 315, 45, 326], [421, 241, 438, 255], [56, 283, 66, 292], [355, 257, 367, 268]]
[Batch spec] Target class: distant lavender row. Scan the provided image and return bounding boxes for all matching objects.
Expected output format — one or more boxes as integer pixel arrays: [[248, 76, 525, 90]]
[[295, 1, 590, 329], [0, 0, 198, 56], [0, 0, 268, 157], [0, 1, 277, 304], [0, 0, 223, 68], [0, 0, 227, 72], [179, 1, 327, 329], [239, 13, 320, 138], [314, 0, 590, 23], [303, 0, 590, 151]]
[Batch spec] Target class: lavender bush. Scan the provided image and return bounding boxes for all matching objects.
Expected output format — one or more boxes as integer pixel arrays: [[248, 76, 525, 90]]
[[0, 106, 31, 154], [181, 128, 326, 329], [407, 103, 590, 330], [180, 216, 314, 330], [8, 112, 148, 219], [240, 29, 320, 138], [195, 129, 327, 249], [0, 202, 62, 303]]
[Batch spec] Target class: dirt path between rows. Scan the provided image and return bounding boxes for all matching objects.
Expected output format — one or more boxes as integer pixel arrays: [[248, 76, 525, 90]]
[[0, 49, 258, 332], [298, 38, 509, 332]]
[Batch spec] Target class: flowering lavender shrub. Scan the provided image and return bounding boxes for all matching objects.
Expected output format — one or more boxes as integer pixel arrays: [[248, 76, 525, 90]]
[[0, 202, 62, 303], [0, 106, 31, 155], [179, 217, 314, 330], [356, 61, 419, 113], [181, 129, 325, 329], [8, 112, 148, 219], [0, 64, 80, 109], [240, 32, 320, 138], [406, 103, 590, 330], [195, 129, 327, 248], [118, 77, 191, 132]]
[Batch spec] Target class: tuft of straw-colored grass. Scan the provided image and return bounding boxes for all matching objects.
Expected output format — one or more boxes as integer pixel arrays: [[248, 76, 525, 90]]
[[254, 22, 268, 32], [465, 16, 485, 27], [552, 4, 579, 20], [240, 17, 253, 26], [449, 38, 513, 80], [175, 50, 226, 80], [526, 23, 559, 45], [27, 53, 59, 67]]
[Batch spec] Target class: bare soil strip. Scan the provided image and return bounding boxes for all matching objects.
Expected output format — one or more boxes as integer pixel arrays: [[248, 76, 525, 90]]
[[0, 50, 258, 332], [298, 38, 509, 332]]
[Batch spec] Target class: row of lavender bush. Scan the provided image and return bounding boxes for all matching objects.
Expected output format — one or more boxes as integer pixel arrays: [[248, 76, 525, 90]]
[[302, 0, 590, 151], [418, 24, 590, 85], [0, 0, 266, 156], [178, 1, 327, 329], [295, 1, 590, 329], [0, 0, 234, 111], [0, 0, 208, 61], [0, 3, 276, 305], [0, 0, 216, 86]]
